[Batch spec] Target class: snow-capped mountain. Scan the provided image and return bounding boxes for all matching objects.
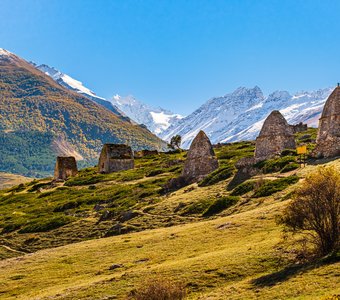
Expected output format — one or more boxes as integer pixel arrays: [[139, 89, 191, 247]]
[[0, 48, 12, 57], [161, 86, 332, 148], [32, 63, 127, 119], [110, 95, 183, 135]]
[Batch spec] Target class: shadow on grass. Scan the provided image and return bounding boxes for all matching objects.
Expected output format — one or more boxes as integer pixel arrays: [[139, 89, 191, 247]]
[[307, 156, 340, 166], [251, 255, 340, 287]]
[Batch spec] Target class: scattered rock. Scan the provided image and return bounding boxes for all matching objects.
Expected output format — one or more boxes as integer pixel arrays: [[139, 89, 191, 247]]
[[118, 210, 139, 222], [134, 258, 149, 263], [93, 204, 105, 211], [109, 264, 123, 270]]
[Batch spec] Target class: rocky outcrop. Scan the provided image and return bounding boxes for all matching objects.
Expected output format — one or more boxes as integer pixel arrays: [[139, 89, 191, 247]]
[[255, 111, 296, 162], [314, 86, 340, 158], [54, 156, 78, 180], [98, 144, 134, 173]]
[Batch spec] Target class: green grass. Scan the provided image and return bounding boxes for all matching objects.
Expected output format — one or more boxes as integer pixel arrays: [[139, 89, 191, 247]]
[[230, 180, 255, 196], [198, 164, 235, 187], [0, 199, 339, 300], [253, 175, 299, 198], [202, 196, 239, 216], [0, 139, 339, 299], [254, 156, 297, 173]]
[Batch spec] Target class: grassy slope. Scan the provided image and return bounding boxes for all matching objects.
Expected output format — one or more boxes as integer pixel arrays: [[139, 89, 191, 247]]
[[0, 142, 257, 257], [0, 170, 339, 300], [0, 137, 339, 299]]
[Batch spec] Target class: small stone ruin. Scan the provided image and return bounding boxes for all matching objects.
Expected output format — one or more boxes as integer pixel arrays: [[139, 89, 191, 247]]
[[314, 86, 340, 158], [134, 149, 159, 158], [254, 110, 296, 162], [54, 156, 78, 180], [290, 122, 308, 133], [163, 130, 218, 192], [98, 144, 134, 173], [181, 130, 219, 182]]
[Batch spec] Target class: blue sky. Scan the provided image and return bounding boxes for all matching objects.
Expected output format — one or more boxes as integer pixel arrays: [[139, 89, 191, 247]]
[[0, 0, 339, 115]]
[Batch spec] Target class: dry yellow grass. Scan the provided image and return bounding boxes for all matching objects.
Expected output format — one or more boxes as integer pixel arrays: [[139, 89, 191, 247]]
[[0, 158, 339, 299], [0, 172, 31, 189]]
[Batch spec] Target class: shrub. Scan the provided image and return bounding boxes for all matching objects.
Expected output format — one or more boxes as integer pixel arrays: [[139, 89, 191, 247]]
[[18, 216, 74, 233], [8, 183, 26, 193], [64, 175, 104, 186], [231, 181, 255, 196], [28, 182, 52, 192], [198, 165, 235, 187], [280, 162, 299, 173], [203, 196, 239, 217], [281, 149, 297, 156], [53, 201, 81, 212], [255, 156, 296, 173], [146, 169, 164, 177], [279, 167, 340, 257], [128, 276, 186, 300], [180, 199, 212, 215], [253, 175, 299, 198]]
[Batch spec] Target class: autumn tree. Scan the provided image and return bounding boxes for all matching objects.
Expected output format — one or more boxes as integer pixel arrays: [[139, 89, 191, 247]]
[[279, 166, 340, 257]]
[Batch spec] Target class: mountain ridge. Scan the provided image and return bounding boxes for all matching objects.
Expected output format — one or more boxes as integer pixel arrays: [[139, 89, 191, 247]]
[[0, 49, 165, 176], [110, 94, 183, 135], [160, 86, 332, 148]]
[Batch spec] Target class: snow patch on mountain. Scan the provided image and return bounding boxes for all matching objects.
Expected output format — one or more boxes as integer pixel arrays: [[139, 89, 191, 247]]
[[110, 95, 183, 135], [161, 86, 332, 148], [36, 64, 105, 100], [0, 48, 11, 56], [33, 63, 128, 119]]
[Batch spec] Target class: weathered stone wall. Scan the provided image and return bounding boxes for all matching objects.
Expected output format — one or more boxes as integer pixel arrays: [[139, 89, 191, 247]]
[[290, 122, 308, 133], [255, 111, 296, 161], [98, 144, 134, 173], [54, 156, 78, 180]]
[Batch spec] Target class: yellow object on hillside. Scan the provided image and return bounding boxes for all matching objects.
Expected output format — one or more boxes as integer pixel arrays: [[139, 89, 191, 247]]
[[297, 145, 307, 154]]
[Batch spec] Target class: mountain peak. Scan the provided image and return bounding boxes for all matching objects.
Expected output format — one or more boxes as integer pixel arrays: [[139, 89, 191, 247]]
[[0, 48, 12, 56], [231, 86, 263, 98]]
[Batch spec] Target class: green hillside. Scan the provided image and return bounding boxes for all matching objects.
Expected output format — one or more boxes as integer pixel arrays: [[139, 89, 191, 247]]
[[0, 53, 165, 177], [0, 131, 339, 299]]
